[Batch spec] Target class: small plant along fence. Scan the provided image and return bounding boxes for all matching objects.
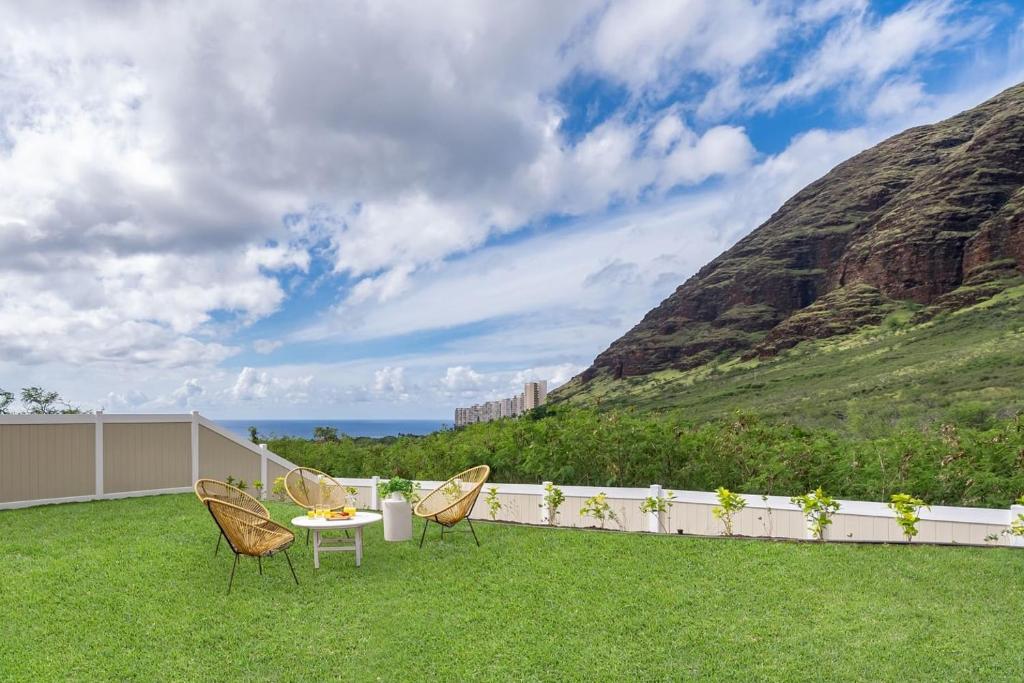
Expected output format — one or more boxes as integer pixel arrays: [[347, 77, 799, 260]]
[[325, 478, 1023, 548]]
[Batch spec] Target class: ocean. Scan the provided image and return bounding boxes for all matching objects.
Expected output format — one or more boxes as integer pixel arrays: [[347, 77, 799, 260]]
[[217, 419, 453, 440]]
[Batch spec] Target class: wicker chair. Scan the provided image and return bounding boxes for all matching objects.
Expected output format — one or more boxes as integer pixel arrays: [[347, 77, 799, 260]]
[[205, 499, 299, 593], [284, 467, 350, 544], [194, 478, 269, 556], [414, 465, 490, 547]]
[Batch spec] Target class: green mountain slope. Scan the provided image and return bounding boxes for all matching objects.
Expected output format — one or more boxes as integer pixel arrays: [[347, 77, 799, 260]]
[[556, 278, 1024, 429], [557, 82, 1024, 425]]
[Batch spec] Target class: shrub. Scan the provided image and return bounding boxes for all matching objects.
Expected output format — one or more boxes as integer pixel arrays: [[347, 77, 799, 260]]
[[272, 476, 287, 501], [639, 491, 676, 532], [484, 486, 503, 521], [712, 487, 746, 536], [888, 493, 929, 542], [580, 492, 619, 529], [791, 487, 840, 541], [540, 482, 565, 525], [1004, 495, 1024, 538]]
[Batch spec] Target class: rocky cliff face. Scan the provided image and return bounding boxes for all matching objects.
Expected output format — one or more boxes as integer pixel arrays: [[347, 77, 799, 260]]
[[576, 82, 1024, 384]]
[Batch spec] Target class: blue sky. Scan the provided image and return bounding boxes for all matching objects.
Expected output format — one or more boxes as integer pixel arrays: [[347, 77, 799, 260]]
[[0, 0, 1022, 418]]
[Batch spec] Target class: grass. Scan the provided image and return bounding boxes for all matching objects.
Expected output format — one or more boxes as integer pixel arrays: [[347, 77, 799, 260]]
[[556, 283, 1024, 431], [3, 494, 1024, 681]]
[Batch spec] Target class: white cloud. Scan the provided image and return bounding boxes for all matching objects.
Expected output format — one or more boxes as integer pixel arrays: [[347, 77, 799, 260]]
[[103, 389, 150, 412], [760, 0, 988, 111], [372, 367, 407, 397], [230, 367, 312, 403], [588, 0, 784, 91], [440, 366, 486, 393], [156, 378, 205, 410], [231, 368, 270, 401], [867, 77, 929, 120], [252, 339, 283, 355], [511, 363, 582, 390]]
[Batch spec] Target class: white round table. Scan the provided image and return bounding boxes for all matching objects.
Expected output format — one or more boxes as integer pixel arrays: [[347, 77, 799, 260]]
[[291, 512, 383, 569]]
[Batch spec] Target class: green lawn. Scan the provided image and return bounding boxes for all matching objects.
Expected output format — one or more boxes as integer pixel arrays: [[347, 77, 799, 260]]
[[3, 494, 1024, 681]]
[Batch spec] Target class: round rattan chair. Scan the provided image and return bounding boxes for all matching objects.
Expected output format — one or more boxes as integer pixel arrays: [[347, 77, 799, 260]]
[[205, 499, 299, 593], [284, 467, 349, 544], [414, 465, 490, 547], [283, 467, 348, 510], [194, 478, 269, 556]]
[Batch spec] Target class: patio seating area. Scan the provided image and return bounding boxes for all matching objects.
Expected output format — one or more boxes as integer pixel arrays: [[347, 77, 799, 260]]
[[4, 492, 1024, 681]]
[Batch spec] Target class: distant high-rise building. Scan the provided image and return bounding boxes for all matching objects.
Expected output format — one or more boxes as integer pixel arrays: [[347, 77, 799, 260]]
[[524, 380, 547, 411], [454, 380, 549, 426]]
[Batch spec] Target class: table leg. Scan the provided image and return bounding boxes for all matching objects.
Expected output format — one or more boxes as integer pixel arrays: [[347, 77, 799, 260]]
[[355, 527, 363, 567], [313, 530, 321, 569]]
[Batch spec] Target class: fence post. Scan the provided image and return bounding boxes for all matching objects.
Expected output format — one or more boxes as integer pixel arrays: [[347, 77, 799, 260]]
[[1011, 503, 1024, 548], [190, 410, 200, 484], [647, 484, 662, 533], [371, 475, 380, 511], [259, 444, 268, 501], [94, 410, 104, 497], [540, 481, 553, 525]]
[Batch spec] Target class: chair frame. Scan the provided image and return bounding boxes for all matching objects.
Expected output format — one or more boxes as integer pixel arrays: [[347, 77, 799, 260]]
[[284, 467, 351, 544], [204, 498, 299, 594], [414, 465, 490, 547], [194, 478, 269, 557]]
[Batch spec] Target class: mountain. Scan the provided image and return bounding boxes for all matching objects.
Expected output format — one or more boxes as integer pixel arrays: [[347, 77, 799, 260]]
[[556, 82, 1024, 424]]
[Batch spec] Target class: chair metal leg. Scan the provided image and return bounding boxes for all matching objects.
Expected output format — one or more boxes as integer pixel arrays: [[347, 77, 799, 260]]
[[214, 533, 222, 556], [258, 556, 263, 575], [305, 528, 310, 545], [419, 518, 429, 548], [227, 553, 239, 594], [466, 517, 480, 547], [284, 549, 299, 586]]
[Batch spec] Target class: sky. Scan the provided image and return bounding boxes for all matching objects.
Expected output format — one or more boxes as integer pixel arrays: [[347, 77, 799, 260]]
[[0, 0, 1022, 419]]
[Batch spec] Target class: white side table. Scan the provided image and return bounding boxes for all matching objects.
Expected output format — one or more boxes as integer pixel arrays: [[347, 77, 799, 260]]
[[291, 512, 383, 569], [383, 494, 413, 541]]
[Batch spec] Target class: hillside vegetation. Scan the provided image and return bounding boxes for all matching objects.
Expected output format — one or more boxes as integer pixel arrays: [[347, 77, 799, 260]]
[[268, 406, 1024, 509], [555, 281, 1024, 428]]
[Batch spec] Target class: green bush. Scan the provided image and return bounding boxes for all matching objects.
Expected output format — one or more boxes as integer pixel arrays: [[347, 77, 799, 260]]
[[267, 407, 1024, 508]]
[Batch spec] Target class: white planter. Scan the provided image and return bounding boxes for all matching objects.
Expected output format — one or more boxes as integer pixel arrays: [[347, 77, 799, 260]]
[[383, 493, 412, 542]]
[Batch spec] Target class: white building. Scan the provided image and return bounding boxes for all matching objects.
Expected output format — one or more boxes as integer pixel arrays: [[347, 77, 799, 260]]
[[524, 381, 547, 411], [454, 381, 549, 426]]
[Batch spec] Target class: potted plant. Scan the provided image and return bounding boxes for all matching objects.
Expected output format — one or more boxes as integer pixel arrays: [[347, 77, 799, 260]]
[[378, 477, 415, 542], [378, 477, 415, 503]]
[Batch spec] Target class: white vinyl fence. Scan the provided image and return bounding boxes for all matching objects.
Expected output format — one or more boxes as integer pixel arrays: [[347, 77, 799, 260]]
[[332, 477, 1023, 548]]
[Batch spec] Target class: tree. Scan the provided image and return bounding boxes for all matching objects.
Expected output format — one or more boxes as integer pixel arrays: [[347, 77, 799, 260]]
[[0, 389, 13, 414], [248, 426, 262, 444], [19, 387, 81, 414], [313, 426, 340, 443], [20, 387, 61, 414]]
